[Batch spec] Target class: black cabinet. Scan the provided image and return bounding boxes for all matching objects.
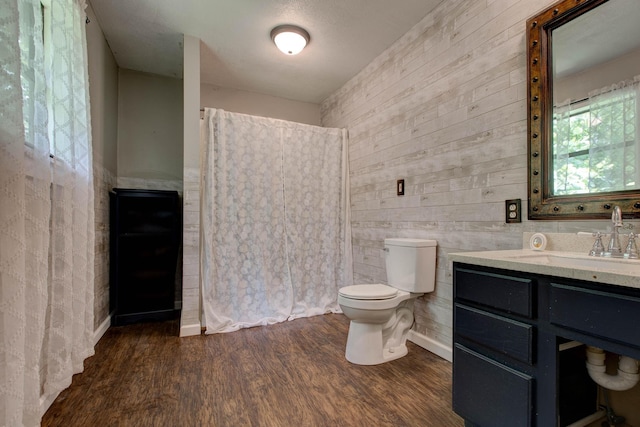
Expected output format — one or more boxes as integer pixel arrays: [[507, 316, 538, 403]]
[[549, 282, 640, 346], [455, 305, 534, 364], [452, 263, 623, 427], [110, 188, 181, 325], [453, 266, 536, 427], [453, 344, 533, 427]]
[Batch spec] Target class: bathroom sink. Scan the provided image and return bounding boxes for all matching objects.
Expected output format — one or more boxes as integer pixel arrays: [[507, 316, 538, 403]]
[[503, 252, 640, 273]]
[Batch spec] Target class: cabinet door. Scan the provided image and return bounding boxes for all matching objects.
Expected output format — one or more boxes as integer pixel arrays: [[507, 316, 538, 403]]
[[456, 304, 534, 364], [453, 344, 533, 427], [117, 234, 177, 313]]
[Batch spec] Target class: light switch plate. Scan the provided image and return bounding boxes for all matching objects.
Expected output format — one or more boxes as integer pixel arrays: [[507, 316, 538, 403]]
[[505, 199, 521, 223]]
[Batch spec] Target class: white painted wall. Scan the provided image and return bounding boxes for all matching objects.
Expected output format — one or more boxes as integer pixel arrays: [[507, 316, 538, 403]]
[[321, 0, 638, 358], [201, 83, 321, 126], [181, 35, 201, 337], [117, 69, 183, 183]]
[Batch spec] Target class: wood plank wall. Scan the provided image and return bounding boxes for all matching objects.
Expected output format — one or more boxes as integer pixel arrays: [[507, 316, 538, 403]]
[[93, 164, 116, 332], [320, 0, 628, 353]]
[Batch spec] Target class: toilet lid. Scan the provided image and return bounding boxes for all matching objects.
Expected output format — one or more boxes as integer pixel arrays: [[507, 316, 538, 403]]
[[338, 284, 398, 300]]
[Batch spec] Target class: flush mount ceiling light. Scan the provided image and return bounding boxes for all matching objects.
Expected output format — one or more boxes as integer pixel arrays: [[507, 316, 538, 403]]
[[270, 25, 310, 55]]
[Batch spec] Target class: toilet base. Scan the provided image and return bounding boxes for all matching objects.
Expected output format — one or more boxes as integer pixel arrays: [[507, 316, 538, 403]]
[[345, 321, 409, 365]]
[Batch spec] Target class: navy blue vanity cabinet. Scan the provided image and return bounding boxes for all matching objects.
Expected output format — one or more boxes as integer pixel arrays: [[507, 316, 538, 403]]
[[110, 188, 181, 325], [453, 262, 640, 427], [548, 282, 640, 348], [453, 266, 536, 427]]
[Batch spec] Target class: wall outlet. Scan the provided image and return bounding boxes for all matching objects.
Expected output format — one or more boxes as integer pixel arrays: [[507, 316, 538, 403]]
[[397, 179, 405, 196], [505, 199, 521, 223]]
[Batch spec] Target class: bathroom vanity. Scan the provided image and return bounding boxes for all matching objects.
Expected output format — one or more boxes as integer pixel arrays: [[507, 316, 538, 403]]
[[450, 250, 640, 427]]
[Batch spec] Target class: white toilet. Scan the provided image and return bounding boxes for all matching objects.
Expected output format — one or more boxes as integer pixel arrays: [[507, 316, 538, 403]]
[[338, 238, 437, 365]]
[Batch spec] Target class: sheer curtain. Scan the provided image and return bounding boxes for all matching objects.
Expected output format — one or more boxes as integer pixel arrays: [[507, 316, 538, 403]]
[[201, 109, 353, 333], [40, 0, 95, 406], [1, 0, 51, 424], [587, 76, 640, 192], [1, 0, 94, 425]]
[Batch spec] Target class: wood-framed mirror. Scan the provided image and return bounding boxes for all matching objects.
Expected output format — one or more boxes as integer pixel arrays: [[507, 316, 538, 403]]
[[527, 0, 640, 220]]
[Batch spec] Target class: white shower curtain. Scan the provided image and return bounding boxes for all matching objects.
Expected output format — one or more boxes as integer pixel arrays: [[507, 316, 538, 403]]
[[201, 109, 352, 333]]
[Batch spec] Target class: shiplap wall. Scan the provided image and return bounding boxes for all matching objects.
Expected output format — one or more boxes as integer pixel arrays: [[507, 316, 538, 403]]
[[93, 165, 116, 332], [321, 0, 635, 353]]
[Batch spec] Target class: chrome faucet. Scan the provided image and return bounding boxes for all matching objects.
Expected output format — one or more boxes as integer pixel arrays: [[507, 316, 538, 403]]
[[605, 205, 624, 258]]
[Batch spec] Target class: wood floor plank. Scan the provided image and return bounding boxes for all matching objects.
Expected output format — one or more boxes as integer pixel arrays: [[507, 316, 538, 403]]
[[42, 314, 463, 427]]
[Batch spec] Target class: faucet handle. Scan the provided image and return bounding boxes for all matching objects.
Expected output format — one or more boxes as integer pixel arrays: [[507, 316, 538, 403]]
[[625, 232, 639, 259], [589, 232, 605, 257]]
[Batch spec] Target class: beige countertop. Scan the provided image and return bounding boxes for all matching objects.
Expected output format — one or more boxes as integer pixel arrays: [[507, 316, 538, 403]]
[[449, 249, 640, 289]]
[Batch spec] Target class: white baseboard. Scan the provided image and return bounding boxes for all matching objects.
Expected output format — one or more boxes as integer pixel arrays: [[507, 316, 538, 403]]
[[93, 315, 111, 346], [180, 323, 202, 337], [408, 329, 452, 362]]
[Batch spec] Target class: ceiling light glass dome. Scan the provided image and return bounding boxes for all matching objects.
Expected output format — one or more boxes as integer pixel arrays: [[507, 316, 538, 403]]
[[271, 25, 310, 55]]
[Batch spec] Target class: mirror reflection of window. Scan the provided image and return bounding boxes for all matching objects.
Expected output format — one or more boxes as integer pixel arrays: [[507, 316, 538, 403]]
[[551, 0, 640, 197], [553, 77, 639, 195]]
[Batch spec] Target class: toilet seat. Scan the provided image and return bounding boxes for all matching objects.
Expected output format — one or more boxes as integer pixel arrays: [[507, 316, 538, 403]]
[[338, 285, 412, 311], [339, 284, 397, 300]]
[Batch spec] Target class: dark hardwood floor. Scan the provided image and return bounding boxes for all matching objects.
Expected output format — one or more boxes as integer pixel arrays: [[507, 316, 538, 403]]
[[42, 314, 463, 426]]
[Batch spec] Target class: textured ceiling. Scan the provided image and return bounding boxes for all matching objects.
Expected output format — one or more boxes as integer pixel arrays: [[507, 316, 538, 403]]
[[89, 0, 443, 104]]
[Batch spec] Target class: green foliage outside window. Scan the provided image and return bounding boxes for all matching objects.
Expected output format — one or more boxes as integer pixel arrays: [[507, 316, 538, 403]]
[[552, 90, 637, 196]]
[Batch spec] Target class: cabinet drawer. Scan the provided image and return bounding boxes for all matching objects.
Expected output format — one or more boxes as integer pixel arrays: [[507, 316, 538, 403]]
[[453, 344, 532, 427], [455, 267, 533, 318], [455, 304, 534, 364], [550, 283, 640, 347]]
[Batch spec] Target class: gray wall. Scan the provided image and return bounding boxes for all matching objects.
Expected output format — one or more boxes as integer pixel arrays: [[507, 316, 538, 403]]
[[86, 8, 186, 330], [321, 0, 638, 355], [555, 47, 640, 102], [201, 82, 321, 126], [117, 69, 184, 188], [86, 1, 118, 332]]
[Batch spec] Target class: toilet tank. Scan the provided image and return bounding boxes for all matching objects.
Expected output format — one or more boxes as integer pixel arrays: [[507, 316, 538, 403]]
[[384, 238, 437, 293]]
